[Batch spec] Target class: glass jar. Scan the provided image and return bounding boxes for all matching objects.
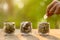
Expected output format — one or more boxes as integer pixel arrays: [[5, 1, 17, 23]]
[[20, 21, 32, 35], [38, 22, 50, 35], [4, 22, 15, 35]]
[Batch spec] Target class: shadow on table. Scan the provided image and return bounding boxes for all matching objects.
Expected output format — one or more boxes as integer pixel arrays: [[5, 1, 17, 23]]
[[21, 34, 39, 40], [4, 34, 20, 40], [41, 35, 60, 40]]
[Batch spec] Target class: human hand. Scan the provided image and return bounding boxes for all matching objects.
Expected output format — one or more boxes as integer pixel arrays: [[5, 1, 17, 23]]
[[46, 0, 60, 17]]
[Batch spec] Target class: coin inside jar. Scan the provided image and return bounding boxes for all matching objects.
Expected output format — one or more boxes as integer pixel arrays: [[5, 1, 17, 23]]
[[4, 22, 15, 34], [20, 22, 32, 33], [38, 22, 49, 34]]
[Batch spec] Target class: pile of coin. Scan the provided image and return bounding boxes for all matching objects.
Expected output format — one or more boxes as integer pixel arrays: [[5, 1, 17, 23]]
[[20, 22, 32, 33], [4, 22, 15, 34], [38, 22, 49, 34]]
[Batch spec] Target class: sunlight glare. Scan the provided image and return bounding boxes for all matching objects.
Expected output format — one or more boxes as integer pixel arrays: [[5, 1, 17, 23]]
[[13, 0, 24, 9], [3, 2, 8, 11]]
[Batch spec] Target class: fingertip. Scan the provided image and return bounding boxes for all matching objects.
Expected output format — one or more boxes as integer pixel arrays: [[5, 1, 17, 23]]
[[46, 12, 54, 17]]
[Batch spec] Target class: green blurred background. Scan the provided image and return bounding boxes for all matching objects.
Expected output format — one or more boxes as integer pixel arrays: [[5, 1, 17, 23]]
[[0, 0, 60, 29]]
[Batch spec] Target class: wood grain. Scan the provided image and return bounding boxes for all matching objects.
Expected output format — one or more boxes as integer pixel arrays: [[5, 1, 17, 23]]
[[0, 29, 60, 40]]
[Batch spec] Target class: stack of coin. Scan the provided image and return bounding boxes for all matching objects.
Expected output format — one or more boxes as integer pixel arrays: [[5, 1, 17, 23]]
[[20, 22, 32, 33], [4, 22, 15, 34], [38, 22, 49, 35]]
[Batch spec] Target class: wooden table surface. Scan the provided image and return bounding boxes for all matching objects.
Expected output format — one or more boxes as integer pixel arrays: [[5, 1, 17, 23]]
[[0, 29, 60, 40]]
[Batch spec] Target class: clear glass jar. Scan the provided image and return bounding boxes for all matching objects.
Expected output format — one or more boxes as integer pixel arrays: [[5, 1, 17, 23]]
[[4, 22, 15, 35], [38, 22, 50, 36], [20, 21, 32, 35]]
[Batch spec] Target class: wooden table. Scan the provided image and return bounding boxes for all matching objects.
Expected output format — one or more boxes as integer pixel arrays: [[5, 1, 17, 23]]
[[0, 29, 60, 40]]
